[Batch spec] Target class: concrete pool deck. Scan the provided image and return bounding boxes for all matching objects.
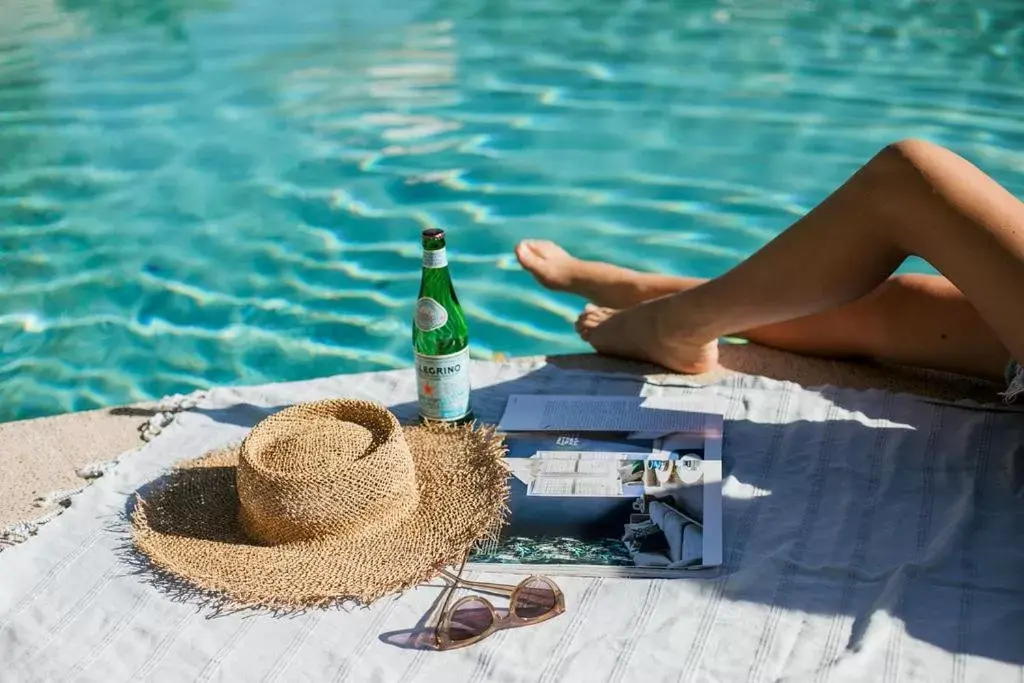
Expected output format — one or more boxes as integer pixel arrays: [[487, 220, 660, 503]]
[[0, 343, 1005, 529]]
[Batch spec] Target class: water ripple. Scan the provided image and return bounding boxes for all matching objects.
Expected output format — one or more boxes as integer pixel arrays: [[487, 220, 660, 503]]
[[2, 0, 1023, 420]]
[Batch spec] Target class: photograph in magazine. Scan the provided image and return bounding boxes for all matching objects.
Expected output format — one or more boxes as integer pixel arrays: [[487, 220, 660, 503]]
[[469, 430, 718, 572]]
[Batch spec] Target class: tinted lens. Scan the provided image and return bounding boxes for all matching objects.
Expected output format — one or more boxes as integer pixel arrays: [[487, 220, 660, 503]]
[[513, 578, 558, 619], [446, 597, 494, 642]]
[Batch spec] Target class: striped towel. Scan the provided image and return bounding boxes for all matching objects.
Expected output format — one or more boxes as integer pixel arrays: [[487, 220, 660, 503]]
[[1, 360, 1022, 682]]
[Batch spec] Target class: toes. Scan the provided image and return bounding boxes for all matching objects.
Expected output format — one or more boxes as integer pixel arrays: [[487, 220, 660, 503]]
[[575, 306, 616, 341], [584, 305, 614, 323], [574, 312, 589, 337], [517, 239, 578, 293], [574, 312, 593, 339], [516, 240, 555, 273], [514, 240, 537, 266], [517, 239, 567, 263]]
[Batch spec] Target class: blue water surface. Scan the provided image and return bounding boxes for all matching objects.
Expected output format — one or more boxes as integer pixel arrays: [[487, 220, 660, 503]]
[[2, 0, 1024, 422]]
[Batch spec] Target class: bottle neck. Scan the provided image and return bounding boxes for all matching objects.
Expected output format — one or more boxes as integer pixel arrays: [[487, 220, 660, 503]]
[[422, 238, 448, 270]]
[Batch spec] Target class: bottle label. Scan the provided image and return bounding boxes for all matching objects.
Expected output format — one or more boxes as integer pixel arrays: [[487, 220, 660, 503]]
[[415, 348, 471, 421], [423, 247, 447, 269], [415, 297, 448, 331]]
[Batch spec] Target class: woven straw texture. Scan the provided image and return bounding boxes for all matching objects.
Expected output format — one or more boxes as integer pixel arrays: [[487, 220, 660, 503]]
[[130, 399, 509, 610]]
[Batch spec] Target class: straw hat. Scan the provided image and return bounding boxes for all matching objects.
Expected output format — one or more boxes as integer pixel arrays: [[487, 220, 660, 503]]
[[129, 399, 509, 610]]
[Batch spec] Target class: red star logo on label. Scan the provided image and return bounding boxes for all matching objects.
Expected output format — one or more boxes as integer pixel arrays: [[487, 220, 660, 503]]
[[422, 382, 434, 397]]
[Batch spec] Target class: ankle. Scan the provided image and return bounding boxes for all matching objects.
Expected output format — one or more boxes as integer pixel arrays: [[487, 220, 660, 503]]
[[652, 293, 721, 346], [572, 261, 633, 299]]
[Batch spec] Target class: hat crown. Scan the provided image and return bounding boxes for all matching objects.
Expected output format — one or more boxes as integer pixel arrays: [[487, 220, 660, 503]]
[[236, 400, 419, 545]]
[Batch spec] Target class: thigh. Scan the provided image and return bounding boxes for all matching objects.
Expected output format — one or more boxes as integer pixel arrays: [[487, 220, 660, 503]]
[[743, 273, 1011, 380], [865, 274, 1011, 379]]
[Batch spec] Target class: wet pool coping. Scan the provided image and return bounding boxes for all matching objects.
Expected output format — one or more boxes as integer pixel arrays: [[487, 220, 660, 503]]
[[0, 344, 1003, 528]]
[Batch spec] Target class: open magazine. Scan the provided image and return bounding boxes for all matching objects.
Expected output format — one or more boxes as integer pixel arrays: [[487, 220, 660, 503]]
[[468, 395, 724, 578]]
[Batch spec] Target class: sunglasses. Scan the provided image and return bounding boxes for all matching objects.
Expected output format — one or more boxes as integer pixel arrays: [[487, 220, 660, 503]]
[[427, 557, 565, 651]]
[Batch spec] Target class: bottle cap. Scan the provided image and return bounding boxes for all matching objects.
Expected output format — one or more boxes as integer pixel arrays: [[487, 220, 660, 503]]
[[422, 228, 445, 240]]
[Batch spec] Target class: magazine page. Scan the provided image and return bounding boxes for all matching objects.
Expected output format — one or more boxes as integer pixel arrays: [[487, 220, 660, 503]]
[[469, 397, 724, 578], [496, 394, 723, 438]]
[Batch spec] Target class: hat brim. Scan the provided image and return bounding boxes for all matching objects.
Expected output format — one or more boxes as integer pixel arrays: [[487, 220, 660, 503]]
[[130, 424, 509, 611]]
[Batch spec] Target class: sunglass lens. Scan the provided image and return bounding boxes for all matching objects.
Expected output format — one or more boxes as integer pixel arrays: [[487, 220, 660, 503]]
[[446, 597, 494, 642], [513, 578, 558, 619]]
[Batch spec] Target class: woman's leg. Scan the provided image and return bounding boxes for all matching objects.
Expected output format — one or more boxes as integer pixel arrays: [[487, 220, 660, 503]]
[[516, 241, 1009, 379], [515, 240, 700, 308], [723, 275, 1010, 379], [533, 140, 1024, 379]]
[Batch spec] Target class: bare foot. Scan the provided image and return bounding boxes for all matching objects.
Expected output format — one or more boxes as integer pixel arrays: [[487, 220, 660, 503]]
[[517, 239, 720, 373], [575, 302, 719, 374], [516, 239, 706, 309], [515, 239, 648, 307], [514, 240, 581, 292]]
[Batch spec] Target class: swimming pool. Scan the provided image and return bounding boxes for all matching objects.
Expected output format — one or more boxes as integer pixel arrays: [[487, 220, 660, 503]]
[[2, 0, 1023, 422]]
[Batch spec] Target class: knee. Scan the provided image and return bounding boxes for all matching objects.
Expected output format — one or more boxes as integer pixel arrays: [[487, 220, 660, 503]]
[[876, 138, 951, 172], [854, 138, 955, 207], [885, 138, 945, 156]]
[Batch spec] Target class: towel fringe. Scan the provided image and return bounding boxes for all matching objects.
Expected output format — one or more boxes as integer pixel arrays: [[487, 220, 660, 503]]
[[1000, 362, 1024, 404], [0, 508, 64, 549], [140, 391, 206, 441], [0, 389, 207, 553]]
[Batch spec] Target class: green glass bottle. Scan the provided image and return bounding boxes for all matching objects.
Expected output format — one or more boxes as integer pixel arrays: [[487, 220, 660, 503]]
[[412, 228, 473, 424]]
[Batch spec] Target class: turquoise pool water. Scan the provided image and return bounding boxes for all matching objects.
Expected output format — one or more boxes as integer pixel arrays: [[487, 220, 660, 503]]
[[2, 0, 1023, 422]]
